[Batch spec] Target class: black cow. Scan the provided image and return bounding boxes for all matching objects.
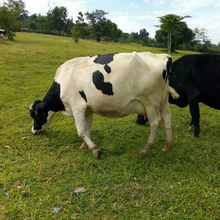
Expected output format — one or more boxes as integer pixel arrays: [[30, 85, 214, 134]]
[[137, 54, 220, 138]]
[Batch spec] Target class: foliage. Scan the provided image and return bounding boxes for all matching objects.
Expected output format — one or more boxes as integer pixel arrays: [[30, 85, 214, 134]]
[[1, 32, 220, 219], [156, 14, 192, 53], [0, 0, 27, 40], [71, 26, 79, 43], [75, 12, 89, 39], [84, 9, 122, 42], [47, 6, 70, 33]]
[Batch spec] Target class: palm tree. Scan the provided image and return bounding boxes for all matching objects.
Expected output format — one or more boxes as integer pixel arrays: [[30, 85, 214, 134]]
[[156, 14, 191, 54]]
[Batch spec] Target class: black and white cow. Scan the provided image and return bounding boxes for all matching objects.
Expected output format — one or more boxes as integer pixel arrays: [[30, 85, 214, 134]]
[[30, 52, 173, 158], [0, 29, 6, 43], [137, 54, 220, 138]]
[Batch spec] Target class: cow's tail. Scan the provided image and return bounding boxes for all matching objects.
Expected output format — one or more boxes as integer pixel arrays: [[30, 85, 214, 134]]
[[169, 86, 180, 100]]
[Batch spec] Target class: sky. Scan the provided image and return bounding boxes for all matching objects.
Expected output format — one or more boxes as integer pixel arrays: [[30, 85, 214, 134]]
[[1, 0, 220, 44]]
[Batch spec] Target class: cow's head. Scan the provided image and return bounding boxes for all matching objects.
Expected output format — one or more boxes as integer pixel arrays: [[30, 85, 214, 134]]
[[168, 61, 189, 108], [29, 100, 54, 134]]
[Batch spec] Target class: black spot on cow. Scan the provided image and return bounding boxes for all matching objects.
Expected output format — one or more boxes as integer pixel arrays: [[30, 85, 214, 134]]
[[162, 57, 172, 82], [104, 64, 111, 74], [94, 53, 116, 65], [166, 57, 172, 82], [43, 81, 65, 112], [162, 70, 166, 80], [79, 90, 87, 102], [92, 70, 114, 96]]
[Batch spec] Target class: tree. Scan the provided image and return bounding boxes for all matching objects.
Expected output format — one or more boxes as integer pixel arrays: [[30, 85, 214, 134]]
[[156, 14, 191, 54], [29, 20, 37, 30], [0, 0, 27, 40], [194, 28, 208, 43], [76, 12, 84, 24], [156, 22, 194, 51], [85, 9, 108, 25], [47, 6, 69, 33], [71, 26, 79, 43], [130, 32, 139, 42], [85, 9, 108, 42], [191, 28, 212, 52], [75, 12, 89, 39], [139, 28, 149, 45], [36, 15, 47, 31]]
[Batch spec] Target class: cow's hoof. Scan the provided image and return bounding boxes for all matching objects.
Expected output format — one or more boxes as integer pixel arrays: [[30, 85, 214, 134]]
[[192, 134, 199, 139], [162, 146, 170, 152], [92, 149, 101, 159], [140, 146, 151, 153], [189, 125, 195, 132], [80, 142, 88, 149]]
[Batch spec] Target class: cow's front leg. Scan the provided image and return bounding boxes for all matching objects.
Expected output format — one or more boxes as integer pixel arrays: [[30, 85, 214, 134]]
[[73, 110, 100, 159], [140, 106, 160, 153], [189, 99, 200, 138], [80, 112, 92, 149]]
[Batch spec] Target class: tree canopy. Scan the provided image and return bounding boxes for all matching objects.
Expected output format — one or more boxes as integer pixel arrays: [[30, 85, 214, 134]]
[[0, 0, 27, 40], [156, 14, 192, 53]]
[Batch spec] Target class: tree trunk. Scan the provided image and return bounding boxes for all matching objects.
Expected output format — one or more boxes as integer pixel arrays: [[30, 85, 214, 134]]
[[167, 31, 172, 54]]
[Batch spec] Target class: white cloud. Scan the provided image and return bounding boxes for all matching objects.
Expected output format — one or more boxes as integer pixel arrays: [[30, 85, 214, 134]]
[[23, 0, 88, 19], [110, 12, 156, 38], [215, 0, 220, 6], [111, 13, 141, 33], [54, 0, 88, 19], [170, 0, 213, 12], [154, 0, 166, 6], [187, 11, 220, 44], [24, 0, 49, 15], [134, 14, 156, 21], [130, 2, 139, 7]]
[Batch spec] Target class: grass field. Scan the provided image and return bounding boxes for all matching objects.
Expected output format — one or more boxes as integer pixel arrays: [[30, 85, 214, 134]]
[[0, 33, 220, 219]]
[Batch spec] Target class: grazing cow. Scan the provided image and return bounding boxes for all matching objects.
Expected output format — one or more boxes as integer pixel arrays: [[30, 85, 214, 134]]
[[0, 29, 6, 43], [137, 54, 220, 138], [30, 52, 173, 158]]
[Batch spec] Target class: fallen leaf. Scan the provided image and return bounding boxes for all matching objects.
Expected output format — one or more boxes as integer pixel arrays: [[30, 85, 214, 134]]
[[74, 187, 86, 194], [5, 145, 10, 149], [70, 213, 78, 219], [22, 137, 28, 140]]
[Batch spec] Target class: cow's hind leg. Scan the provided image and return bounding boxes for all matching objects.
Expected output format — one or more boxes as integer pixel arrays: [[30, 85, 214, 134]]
[[160, 101, 172, 152], [189, 99, 200, 138], [73, 110, 100, 159], [189, 118, 195, 132], [140, 106, 160, 153]]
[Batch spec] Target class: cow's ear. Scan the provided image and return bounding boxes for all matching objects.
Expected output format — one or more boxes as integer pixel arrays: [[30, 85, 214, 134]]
[[186, 88, 199, 102], [33, 100, 41, 108]]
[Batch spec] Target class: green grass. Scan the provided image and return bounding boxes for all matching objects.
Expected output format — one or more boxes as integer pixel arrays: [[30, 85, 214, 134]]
[[0, 32, 219, 219]]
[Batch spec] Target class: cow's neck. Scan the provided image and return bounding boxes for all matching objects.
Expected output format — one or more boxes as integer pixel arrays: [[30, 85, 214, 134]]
[[41, 81, 65, 112]]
